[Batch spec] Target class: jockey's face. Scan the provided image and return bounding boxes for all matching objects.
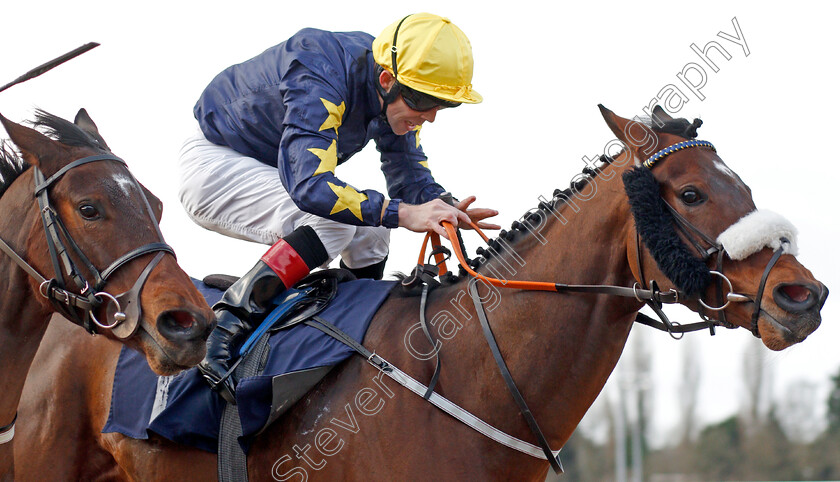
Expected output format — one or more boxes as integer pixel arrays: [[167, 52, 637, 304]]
[[378, 71, 441, 136]]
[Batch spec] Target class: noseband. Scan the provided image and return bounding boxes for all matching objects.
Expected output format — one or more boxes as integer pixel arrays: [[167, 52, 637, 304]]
[[633, 139, 789, 337], [0, 153, 175, 338]]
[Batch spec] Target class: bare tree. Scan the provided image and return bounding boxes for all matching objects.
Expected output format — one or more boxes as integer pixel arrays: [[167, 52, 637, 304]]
[[741, 339, 774, 431], [677, 338, 702, 445], [777, 379, 821, 443], [629, 331, 653, 482]]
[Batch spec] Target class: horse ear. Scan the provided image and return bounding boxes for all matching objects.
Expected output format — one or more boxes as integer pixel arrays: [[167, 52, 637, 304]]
[[139, 181, 164, 223], [598, 104, 660, 162], [0, 112, 62, 170], [74, 108, 111, 151], [599, 104, 632, 140], [650, 105, 674, 128]]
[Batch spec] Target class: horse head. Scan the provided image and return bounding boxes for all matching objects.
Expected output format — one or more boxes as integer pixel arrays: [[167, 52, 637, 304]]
[[600, 105, 827, 351], [0, 109, 215, 375]]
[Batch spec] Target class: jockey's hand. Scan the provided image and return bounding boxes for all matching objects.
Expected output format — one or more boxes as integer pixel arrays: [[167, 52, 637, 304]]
[[398, 199, 472, 239], [454, 195, 500, 231]]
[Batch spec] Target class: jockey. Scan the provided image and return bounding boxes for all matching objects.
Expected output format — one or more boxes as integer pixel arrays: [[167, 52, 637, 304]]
[[178, 13, 499, 402]]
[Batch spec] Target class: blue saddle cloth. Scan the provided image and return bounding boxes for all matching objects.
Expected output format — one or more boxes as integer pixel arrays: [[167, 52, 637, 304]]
[[102, 277, 395, 453]]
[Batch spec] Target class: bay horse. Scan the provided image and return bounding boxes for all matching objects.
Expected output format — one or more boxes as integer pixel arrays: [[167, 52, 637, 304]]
[[0, 110, 215, 480], [15, 106, 827, 481]]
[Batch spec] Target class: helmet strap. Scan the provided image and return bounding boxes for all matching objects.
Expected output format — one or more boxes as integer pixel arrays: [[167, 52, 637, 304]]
[[377, 14, 412, 119]]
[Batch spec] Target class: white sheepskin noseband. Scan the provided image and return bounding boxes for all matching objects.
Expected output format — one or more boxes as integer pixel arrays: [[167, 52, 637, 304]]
[[716, 209, 799, 261]]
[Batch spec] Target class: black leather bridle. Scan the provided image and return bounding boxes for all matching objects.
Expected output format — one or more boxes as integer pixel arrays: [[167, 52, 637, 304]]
[[632, 139, 790, 338], [0, 153, 175, 339]]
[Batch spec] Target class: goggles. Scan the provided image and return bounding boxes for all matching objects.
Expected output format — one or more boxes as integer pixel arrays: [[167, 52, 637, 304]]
[[398, 83, 461, 111]]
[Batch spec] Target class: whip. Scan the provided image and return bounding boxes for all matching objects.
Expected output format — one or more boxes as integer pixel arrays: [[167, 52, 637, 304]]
[[0, 42, 99, 94]]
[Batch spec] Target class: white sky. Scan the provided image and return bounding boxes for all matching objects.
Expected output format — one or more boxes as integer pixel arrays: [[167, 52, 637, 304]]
[[3, 1, 838, 447]]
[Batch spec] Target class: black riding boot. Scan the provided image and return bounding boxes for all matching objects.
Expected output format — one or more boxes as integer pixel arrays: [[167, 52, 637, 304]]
[[339, 256, 388, 280], [198, 225, 328, 403]]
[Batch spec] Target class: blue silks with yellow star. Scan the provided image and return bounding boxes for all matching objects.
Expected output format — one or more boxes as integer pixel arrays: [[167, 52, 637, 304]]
[[193, 28, 445, 227]]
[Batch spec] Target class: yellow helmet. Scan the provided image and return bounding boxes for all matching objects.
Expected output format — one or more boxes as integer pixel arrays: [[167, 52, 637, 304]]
[[372, 13, 482, 104]]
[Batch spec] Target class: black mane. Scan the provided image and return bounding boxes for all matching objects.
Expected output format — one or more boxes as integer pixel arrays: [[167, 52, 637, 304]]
[[0, 139, 26, 199]]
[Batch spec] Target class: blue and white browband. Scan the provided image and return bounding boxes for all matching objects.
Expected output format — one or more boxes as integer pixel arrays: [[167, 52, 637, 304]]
[[643, 139, 716, 169]]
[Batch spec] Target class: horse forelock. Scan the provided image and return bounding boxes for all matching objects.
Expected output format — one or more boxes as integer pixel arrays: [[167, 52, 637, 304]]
[[642, 115, 703, 140]]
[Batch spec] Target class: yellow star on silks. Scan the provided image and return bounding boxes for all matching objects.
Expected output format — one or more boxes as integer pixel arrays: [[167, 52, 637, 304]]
[[308, 140, 338, 176], [318, 98, 345, 134], [414, 125, 422, 149], [413, 126, 428, 167], [328, 182, 368, 221]]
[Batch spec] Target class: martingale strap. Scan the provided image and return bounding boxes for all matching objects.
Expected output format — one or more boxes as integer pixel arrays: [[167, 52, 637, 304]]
[[418, 285, 442, 399], [469, 283, 564, 473]]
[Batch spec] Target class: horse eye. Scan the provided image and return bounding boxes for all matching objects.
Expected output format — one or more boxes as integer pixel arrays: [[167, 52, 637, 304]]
[[680, 188, 704, 206], [79, 204, 100, 220]]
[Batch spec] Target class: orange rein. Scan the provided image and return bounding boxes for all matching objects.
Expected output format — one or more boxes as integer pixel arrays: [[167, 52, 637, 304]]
[[417, 221, 559, 293]]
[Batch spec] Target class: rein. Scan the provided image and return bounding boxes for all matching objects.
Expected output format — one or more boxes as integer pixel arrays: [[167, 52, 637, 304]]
[[401, 138, 792, 474], [0, 154, 173, 447], [0, 154, 175, 338]]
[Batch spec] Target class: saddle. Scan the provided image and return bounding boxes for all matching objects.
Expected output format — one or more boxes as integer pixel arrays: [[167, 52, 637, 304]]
[[103, 269, 396, 469]]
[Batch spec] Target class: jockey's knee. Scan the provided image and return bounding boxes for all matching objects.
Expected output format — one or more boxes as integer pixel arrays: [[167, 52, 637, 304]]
[[339, 226, 390, 270], [303, 221, 358, 265]]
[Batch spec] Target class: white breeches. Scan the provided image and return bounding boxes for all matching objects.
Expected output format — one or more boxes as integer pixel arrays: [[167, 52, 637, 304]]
[[177, 126, 390, 268]]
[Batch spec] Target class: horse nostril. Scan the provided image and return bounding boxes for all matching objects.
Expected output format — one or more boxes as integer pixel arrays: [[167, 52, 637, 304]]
[[781, 285, 810, 303], [171, 310, 196, 329], [773, 283, 818, 313], [157, 309, 203, 341]]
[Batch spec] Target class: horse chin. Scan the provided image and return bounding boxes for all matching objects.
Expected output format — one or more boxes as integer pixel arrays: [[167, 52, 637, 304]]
[[134, 326, 206, 376], [756, 307, 821, 351]]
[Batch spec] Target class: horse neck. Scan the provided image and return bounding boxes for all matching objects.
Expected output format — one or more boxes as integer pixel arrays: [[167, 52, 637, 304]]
[[0, 169, 53, 429], [434, 161, 642, 453]]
